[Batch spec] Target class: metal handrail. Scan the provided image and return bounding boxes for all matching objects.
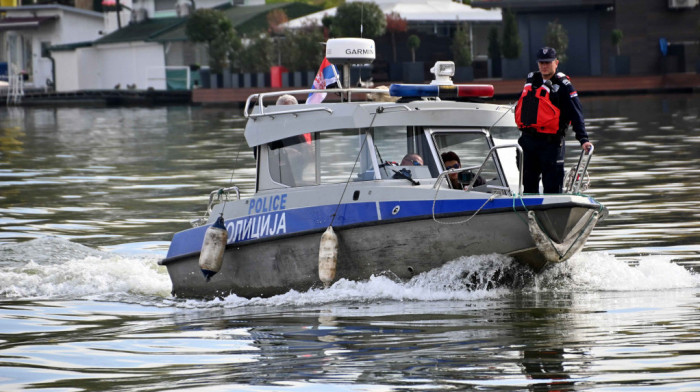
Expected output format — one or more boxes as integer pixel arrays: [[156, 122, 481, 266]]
[[433, 144, 523, 195], [243, 87, 390, 119], [206, 186, 240, 216], [565, 145, 595, 194]]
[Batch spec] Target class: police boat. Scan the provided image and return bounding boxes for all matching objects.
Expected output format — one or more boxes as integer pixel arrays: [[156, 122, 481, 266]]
[[159, 38, 606, 299]]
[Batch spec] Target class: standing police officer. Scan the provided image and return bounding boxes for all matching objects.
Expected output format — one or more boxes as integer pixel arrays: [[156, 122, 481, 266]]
[[515, 47, 593, 194]]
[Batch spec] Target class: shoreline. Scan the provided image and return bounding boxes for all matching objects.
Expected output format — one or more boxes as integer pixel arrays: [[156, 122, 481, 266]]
[[3, 73, 698, 107]]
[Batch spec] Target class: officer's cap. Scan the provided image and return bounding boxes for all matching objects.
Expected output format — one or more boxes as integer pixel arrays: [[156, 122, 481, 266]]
[[536, 47, 557, 62]]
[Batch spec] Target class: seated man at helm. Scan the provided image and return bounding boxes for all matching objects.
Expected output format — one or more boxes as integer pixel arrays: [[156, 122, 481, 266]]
[[392, 153, 423, 180], [441, 151, 485, 189], [400, 153, 423, 166]]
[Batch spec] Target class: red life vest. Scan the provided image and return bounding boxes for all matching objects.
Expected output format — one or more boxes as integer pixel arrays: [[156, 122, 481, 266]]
[[515, 83, 560, 134]]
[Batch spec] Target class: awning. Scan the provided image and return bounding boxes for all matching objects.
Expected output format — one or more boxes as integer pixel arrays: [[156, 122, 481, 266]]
[[284, 0, 501, 29], [0, 16, 57, 31]]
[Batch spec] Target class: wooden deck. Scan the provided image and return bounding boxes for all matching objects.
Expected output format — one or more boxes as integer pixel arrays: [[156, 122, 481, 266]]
[[192, 73, 700, 106]]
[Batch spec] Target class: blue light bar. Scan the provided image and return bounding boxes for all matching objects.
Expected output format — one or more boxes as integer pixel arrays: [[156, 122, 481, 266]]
[[389, 84, 438, 97], [389, 84, 494, 99]]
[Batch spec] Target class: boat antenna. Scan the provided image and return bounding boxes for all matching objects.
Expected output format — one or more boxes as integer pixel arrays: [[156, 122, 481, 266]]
[[360, 3, 364, 38]]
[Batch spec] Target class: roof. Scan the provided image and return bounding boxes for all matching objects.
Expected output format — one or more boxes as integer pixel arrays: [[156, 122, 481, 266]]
[[245, 99, 511, 147], [0, 16, 57, 31], [93, 17, 186, 45], [285, 0, 501, 29], [93, 2, 323, 45], [470, 0, 614, 10], [0, 4, 102, 18]]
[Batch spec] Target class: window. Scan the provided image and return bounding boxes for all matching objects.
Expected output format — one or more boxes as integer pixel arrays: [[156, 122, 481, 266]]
[[433, 130, 505, 188], [372, 126, 440, 179], [268, 135, 317, 187], [266, 129, 374, 187]]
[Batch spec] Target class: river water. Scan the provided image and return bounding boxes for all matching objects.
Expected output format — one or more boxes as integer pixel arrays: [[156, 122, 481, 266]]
[[1, 94, 699, 391]]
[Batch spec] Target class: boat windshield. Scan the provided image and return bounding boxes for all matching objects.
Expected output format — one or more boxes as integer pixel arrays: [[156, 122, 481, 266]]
[[432, 129, 506, 189], [372, 126, 441, 180]]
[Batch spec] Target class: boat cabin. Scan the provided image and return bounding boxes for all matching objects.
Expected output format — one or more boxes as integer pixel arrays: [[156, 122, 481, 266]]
[[246, 96, 518, 194]]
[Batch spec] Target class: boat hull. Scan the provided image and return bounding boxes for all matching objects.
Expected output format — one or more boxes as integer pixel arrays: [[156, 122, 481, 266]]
[[161, 205, 601, 298]]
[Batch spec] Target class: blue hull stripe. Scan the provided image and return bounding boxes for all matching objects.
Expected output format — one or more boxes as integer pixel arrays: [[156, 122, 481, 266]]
[[166, 198, 545, 259]]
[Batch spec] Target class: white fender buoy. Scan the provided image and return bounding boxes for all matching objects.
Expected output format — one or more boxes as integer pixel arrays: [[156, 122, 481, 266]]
[[318, 226, 338, 288], [198, 215, 228, 282]]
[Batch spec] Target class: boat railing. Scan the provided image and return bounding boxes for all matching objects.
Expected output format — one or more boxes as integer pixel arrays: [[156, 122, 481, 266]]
[[244, 88, 390, 119], [434, 144, 523, 195], [190, 186, 241, 227], [565, 145, 595, 194]]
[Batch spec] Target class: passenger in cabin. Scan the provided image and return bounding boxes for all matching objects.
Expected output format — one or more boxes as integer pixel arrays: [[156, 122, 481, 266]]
[[400, 153, 423, 166], [441, 151, 485, 190], [272, 94, 315, 185], [392, 153, 423, 180], [276, 94, 298, 105]]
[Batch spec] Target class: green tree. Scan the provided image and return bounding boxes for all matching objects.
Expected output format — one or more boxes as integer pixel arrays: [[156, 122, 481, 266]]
[[451, 23, 472, 66], [407, 34, 420, 62], [280, 24, 325, 71], [331, 1, 386, 38], [501, 9, 521, 59], [238, 34, 275, 73], [611, 29, 623, 56], [186, 9, 241, 73], [545, 19, 568, 63]]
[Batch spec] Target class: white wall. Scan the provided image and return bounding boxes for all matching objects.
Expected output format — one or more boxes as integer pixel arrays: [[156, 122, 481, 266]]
[[95, 42, 165, 90], [52, 50, 79, 91], [3, 6, 102, 88], [53, 41, 166, 91]]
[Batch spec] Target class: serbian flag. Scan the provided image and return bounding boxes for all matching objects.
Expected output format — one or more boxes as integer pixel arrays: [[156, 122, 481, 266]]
[[306, 57, 340, 104]]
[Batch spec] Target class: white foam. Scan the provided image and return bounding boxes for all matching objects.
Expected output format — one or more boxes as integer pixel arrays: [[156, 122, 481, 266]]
[[535, 251, 699, 292], [0, 237, 171, 300], [1, 237, 697, 305]]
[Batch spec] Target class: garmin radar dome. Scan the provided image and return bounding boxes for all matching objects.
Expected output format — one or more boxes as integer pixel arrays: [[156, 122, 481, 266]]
[[325, 38, 375, 65]]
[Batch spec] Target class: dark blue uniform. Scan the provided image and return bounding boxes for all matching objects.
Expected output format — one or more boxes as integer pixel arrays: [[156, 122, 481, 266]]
[[518, 71, 589, 193]]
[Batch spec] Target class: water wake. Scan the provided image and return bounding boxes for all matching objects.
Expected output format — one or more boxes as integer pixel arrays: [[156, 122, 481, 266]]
[[1, 237, 697, 305], [0, 237, 171, 300]]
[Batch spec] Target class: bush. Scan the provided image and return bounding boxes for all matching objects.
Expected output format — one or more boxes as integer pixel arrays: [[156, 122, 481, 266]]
[[238, 34, 275, 73], [186, 9, 241, 73], [279, 24, 325, 72]]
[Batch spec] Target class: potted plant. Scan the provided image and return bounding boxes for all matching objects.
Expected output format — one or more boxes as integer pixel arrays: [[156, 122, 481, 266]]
[[451, 23, 473, 81], [403, 34, 424, 83], [500, 9, 523, 79], [609, 29, 630, 75]]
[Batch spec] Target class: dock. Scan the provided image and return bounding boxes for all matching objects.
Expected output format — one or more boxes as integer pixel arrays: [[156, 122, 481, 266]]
[[192, 73, 700, 106], [3, 73, 698, 107]]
